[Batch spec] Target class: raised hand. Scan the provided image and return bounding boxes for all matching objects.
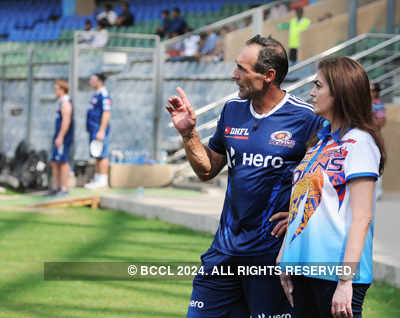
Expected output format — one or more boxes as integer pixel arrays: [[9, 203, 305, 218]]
[[166, 87, 197, 137]]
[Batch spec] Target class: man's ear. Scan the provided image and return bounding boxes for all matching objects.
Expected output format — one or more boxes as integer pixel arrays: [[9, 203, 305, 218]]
[[264, 68, 276, 85]]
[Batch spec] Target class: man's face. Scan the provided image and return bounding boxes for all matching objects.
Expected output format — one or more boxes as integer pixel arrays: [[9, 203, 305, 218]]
[[89, 75, 99, 90], [232, 45, 267, 100], [296, 8, 303, 19], [172, 10, 178, 18]]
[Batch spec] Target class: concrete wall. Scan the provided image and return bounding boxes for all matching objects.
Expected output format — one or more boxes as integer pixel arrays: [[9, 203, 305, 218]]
[[225, 0, 351, 61], [75, 0, 96, 16], [382, 105, 400, 192], [224, 0, 400, 62], [300, 0, 400, 60]]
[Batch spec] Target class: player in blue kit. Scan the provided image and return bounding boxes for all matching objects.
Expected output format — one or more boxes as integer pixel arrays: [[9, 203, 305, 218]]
[[166, 35, 324, 318], [48, 80, 74, 197], [85, 73, 112, 189]]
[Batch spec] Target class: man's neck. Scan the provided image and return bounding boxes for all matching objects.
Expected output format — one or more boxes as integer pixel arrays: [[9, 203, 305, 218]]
[[252, 86, 286, 115], [96, 86, 104, 93]]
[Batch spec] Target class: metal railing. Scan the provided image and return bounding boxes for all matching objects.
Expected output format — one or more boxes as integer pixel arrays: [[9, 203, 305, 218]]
[[168, 33, 400, 172]]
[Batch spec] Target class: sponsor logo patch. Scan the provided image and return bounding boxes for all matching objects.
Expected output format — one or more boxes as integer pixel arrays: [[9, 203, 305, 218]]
[[269, 131, 295, 148], [225, 126, 249, 140]]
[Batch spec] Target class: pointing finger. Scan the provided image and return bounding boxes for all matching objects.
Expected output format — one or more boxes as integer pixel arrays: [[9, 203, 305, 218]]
[[177, 87, 190, 106]]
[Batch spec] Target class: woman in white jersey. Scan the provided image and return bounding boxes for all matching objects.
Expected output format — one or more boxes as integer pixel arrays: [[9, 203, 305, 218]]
[[276, 56, 386, 318]]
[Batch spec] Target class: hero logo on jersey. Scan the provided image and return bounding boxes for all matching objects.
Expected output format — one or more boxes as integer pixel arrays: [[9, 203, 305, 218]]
[[226, 146, 284, 169], [224, 126, 249, 140], [269, 131, 296, 148], [226, 146, 236, 168]]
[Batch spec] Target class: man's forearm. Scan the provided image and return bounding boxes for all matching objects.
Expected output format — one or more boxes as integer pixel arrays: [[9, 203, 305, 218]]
[[99, 111, 111, 132], [182, 130, 216, 181], [57, 117, 71, 139]]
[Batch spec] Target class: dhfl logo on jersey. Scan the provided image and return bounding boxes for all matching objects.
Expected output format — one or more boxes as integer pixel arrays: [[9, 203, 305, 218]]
[[269, 131, 296, 148], [224, 126, 249, 140]]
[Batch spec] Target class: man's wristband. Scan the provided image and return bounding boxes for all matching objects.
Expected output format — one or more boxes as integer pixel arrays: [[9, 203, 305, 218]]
[[182, 131, 196, 141], [338, 272, 354, 281]]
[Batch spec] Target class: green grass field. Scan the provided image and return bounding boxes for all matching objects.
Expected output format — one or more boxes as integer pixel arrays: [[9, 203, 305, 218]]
[[0, 205, 398, 317]]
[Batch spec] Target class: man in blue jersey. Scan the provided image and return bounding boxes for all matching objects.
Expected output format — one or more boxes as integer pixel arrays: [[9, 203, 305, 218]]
[[85, 73, 112, 189], [166, 35, 323, 318], [48, 80, 74, 197]]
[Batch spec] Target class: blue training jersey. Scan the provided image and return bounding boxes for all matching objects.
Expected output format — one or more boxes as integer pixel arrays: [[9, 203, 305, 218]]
[[208, 93, 324, 256], [54, 95, 74, 143], [86, 87, 112, 134]]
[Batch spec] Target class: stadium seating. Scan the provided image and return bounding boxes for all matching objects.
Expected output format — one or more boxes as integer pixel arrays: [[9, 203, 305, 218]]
[[0, 0, 267, 43]]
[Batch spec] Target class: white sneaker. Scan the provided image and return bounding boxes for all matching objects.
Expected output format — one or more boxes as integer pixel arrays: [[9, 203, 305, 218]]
[[84, 180, 108, 189]]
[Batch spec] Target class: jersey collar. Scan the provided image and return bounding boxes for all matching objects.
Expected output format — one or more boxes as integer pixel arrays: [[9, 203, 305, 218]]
[[249, 91, 289, 119], [317, 123, 347, 144], [97, 87, 106, 94]]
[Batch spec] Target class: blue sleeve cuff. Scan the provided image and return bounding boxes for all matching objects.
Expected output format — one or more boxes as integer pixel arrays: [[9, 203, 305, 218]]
[[346, 172, 379, 182], [208, 141, 225, 155]]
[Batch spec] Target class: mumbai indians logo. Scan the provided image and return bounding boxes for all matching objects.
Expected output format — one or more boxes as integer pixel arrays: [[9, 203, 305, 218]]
[[269, 131, 296, 148]]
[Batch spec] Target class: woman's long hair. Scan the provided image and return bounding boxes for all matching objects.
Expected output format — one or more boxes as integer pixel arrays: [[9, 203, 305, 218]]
[[311, 56, 386, 175]]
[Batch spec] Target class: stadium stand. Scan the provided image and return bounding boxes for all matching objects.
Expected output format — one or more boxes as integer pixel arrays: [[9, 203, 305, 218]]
[[0, 0, 264, 43], [0, 0, 399, 161]]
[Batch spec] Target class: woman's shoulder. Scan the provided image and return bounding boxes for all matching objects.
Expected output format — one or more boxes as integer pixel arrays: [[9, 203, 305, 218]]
[[343, 127, 375, 143], [343, 128, 379, 155]]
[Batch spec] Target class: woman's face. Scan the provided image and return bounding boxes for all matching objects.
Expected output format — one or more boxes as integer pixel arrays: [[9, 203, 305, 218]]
[[310, 70, 335, 122], [54, 84, 62, 97]]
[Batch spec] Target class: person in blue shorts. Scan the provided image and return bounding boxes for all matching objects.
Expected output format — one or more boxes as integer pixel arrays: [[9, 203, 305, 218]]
[[48, 80, 74, 197], [277, 57, 386, 318], [166, 34, 324, 318], [85, 73, 112, 189]]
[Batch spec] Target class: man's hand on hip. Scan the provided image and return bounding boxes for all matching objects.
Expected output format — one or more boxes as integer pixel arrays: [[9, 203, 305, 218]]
[[270, 212, 289, 238]]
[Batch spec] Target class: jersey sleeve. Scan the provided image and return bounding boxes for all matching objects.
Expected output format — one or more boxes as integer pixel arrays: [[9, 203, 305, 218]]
[[344, 134, 380, 182], [208, 104, 227, 155], [102, 93, 112, 111]]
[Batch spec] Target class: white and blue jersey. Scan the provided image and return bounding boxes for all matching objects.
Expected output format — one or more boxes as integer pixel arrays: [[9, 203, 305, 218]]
[[208, 93, 324, 256], [86, 87, 112, 135], [281, 125, 380, 283]]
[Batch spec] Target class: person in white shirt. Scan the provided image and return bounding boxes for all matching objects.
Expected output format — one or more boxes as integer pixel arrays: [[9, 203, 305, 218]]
[[96, 4, 117, 27], [91, 19, 109, 48], [268, 3, 289, 20], [78, 20, 95, 46]]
